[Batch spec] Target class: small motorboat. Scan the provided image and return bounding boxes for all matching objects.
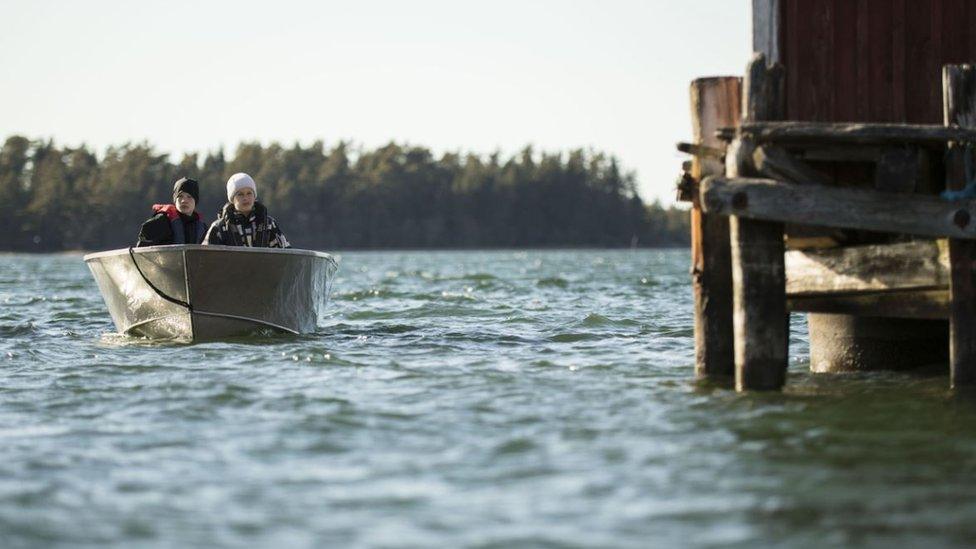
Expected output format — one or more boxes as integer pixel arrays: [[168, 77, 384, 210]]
[[84, 245, 339, 340]]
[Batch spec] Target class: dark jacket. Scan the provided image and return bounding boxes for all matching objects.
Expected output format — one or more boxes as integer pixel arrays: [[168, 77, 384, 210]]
[[136, 204, 206, 247], [202, 202, 290, 248]]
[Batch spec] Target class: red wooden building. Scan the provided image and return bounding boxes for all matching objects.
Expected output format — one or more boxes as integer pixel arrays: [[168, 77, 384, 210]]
[[757, 0, 976, 123]]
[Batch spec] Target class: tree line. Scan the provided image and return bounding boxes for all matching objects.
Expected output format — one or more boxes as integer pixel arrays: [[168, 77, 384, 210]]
[[0, 135, 689, 251]]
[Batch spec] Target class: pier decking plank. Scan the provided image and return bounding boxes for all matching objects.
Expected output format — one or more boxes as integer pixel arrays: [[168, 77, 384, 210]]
[[785, 240, 949, 296]]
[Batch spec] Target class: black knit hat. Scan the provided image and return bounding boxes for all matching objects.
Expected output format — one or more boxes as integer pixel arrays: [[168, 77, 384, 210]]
[[172, 177, 199, 203]]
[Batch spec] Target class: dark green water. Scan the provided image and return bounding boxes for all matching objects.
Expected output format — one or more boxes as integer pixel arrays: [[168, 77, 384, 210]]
[[2, 250, 976, 548]]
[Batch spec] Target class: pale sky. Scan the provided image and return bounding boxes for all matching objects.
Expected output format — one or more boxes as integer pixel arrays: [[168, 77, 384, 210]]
[[0, 0, 751, 205]]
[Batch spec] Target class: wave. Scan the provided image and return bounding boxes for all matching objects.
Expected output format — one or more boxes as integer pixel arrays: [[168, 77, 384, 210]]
[[536, 277, 569, 288], [0, 322, 35, 337]]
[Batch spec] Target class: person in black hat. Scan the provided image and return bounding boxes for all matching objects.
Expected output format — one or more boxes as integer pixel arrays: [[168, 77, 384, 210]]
[[135, 177, 207, 247]]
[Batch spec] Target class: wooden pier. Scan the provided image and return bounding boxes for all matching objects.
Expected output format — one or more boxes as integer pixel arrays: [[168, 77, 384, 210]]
[[679, 0, 976, 390]]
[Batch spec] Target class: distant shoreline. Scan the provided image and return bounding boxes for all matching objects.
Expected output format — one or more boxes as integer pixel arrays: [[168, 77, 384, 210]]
[[1, 135, 690, 252]]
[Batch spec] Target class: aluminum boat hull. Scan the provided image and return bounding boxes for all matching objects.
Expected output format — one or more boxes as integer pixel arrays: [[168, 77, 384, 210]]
[[84, 245, 338, 340]]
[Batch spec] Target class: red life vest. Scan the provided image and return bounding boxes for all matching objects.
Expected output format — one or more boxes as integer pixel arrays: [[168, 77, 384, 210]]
[[151, 204, 206, 244], [152, 204, 201, 221]]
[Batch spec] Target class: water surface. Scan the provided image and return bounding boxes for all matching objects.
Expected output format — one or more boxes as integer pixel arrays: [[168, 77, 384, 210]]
[[1, 250, 975, 548]]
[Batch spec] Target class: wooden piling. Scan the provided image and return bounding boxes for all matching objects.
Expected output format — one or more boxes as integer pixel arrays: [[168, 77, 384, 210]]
[[689, 77, 741, 380], [943, 64, 976, 387], [730, 53, 788, 391]]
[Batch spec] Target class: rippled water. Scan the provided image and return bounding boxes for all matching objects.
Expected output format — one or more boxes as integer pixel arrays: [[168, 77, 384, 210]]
[[2, 250, 976, 548]]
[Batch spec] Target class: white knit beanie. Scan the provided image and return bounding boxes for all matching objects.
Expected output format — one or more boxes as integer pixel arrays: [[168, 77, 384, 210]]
[[226, 173, 257, 202]]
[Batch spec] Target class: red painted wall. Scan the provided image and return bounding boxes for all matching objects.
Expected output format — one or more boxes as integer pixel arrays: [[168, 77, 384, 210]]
[[782, 0, 976, 123]]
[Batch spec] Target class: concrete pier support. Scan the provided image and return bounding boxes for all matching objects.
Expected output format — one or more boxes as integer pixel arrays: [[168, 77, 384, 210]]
[[808, 314, 948, 373]]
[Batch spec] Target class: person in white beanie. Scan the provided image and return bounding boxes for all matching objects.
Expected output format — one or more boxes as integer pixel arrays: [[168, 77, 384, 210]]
[[202, 173, 290, 248]]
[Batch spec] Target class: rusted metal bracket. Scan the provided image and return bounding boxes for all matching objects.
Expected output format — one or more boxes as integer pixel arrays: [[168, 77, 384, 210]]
[[676, 169, 698, 203]]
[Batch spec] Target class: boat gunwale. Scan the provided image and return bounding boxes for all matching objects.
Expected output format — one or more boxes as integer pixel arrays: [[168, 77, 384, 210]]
[[83, 245, 338, 263]]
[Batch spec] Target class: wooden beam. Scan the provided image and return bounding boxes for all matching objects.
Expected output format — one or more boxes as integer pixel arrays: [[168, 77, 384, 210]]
[[943, 64, 976, 388], [676, 141, 725, 160], [784, 241, 950, 320], [799, 146, 883, 163], [689, 76, 741, 381], [752, 144, 832, 186], [700, 176, 976, 240], [738, 121, 976, 146], [785, 240, 949, 296], [731, 53, 788, 391], [788, 290, 949, 320]]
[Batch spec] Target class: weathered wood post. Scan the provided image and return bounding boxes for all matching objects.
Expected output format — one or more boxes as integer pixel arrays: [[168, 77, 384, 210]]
[[689, 77, 741, 380], [728, 53, 788, 391], [943, 64, 976, 387]]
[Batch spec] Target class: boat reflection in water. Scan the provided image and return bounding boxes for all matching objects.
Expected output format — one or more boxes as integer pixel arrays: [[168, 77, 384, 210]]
[[84, 245, 339, 340]]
